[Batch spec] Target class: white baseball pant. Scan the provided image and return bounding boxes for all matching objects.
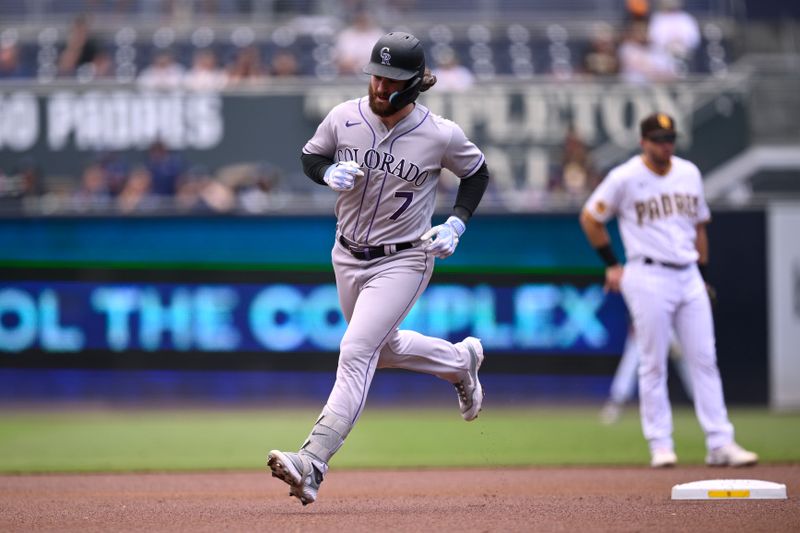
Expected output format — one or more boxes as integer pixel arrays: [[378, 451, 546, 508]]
[[621, 261, 735, 452]]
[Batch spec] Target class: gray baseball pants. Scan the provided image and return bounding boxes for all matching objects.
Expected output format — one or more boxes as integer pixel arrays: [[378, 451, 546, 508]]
[[325, 241, 472, 427]]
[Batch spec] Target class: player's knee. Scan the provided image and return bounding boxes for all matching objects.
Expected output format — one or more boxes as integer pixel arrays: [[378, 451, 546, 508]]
[[385, 333, 406, 354], [338, 336, 379, 364], [638, 355, 668, 377], [688, 348, 718, 371], [373, 337, 403, 370]]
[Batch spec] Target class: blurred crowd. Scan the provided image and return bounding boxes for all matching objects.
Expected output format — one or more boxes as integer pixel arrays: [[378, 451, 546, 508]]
[[0, 14, 304, 87], [0, 1, 714, 85], [578, 0, 706, 81], [0, 0, 721, 214], [0, 141, 285, 215]]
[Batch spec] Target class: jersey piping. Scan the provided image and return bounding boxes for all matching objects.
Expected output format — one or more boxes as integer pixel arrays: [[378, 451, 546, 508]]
[[351, 97, 377, 242], [365, 108, 431, 243], [463, 154, 485, 178]]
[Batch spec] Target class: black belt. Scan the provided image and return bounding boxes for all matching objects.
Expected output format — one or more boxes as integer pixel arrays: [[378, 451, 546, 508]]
[[642, 257, 691, 270], [338, 235, 414, 261]]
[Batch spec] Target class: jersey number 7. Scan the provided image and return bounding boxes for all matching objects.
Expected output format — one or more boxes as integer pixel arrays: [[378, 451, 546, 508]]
[[389, 192, 414, 220]]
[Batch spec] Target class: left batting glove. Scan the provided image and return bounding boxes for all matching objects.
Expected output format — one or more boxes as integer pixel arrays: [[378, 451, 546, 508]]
[[324, 161, 363, 192], [421, 216, 466, 259]]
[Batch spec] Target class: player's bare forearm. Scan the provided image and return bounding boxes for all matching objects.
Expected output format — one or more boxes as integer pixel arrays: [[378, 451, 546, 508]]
[[580, 209, 621, 291], [695, 223, 709, 264], [604, 264, 624, 293], [580, 209, 611, 247]]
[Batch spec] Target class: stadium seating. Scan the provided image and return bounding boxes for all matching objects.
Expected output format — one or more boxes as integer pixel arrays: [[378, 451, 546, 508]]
[[0, 0, 738, 82]]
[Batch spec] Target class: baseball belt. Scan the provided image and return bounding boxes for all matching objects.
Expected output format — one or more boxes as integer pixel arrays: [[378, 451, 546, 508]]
[[338, 235, 415, 261], [642, 257, 691, 270]]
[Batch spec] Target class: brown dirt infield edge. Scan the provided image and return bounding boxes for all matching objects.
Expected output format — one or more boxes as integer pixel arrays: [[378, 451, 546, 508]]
[[1, 465, 798, 532]]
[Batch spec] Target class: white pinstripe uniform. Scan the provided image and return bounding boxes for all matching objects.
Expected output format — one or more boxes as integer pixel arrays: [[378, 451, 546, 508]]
[[584, 154, 737, 454]]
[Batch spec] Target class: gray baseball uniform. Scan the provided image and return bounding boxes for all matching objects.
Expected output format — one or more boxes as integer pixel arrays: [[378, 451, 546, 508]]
[[303, 97, 484, 245], [299, 96, 485, 456], [266, 32, 493, 506]]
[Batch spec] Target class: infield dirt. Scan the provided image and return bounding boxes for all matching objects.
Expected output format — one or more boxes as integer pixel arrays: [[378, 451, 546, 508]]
[[1, 465, 798, 532]]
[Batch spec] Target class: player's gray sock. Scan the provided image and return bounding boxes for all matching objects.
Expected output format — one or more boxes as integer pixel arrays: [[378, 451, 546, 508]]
[[299, 409, 351, 465]]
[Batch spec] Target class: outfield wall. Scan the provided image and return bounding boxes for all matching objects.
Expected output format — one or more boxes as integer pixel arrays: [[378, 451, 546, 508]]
[[0, 210, 768, 404]]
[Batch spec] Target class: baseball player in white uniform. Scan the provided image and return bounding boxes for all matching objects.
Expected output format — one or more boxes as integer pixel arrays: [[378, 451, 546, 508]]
[[580, 112, 757, 468], [267, 32, 490, 505], [599, 326, 693, 425]]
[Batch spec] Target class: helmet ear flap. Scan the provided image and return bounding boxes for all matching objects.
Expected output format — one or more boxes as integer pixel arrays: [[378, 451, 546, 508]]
[[388, 75, 422, 109]]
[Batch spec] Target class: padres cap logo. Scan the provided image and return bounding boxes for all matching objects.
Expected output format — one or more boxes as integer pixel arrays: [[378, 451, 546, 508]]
[[657, 113, 672, 130]]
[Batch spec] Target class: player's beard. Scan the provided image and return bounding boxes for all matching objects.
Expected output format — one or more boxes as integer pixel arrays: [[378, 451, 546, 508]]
[[649, 145, 673, 168], [643, 141, 674, 170], [368, 83, 396, 117]]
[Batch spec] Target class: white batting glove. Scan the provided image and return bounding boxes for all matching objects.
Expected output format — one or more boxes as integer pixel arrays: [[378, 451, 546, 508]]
[[421, 216, 466, 259], [323, 161, 363, 191]]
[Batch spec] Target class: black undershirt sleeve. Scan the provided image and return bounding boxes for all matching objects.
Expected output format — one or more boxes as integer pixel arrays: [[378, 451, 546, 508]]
[[453, 162, 490, 223], [300, 152, 334, 186]]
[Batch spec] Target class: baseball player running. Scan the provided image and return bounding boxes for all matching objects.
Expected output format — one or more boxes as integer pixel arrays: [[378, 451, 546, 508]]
[[267, 31, 490, 505], [580, 112, 757, 468]]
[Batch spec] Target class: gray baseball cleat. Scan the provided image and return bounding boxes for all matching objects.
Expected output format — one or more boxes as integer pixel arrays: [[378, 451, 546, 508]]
[[454, 337, 484, 421], [267, 450, 325, 506]]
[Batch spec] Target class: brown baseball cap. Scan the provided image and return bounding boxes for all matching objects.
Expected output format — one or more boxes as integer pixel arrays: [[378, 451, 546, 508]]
[[640, 112, 677, 140]]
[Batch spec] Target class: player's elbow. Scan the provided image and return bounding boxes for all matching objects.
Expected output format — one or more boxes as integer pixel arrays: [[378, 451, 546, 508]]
[[579, 209, 598, 232], [579, 209, 606, 244]]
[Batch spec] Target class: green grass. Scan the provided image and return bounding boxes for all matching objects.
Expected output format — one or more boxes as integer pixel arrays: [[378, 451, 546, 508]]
[[0, 406, 797, 473]]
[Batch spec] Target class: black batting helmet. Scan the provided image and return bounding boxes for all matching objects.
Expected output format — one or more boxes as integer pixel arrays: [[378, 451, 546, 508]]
[[363, 32, 426, 109]]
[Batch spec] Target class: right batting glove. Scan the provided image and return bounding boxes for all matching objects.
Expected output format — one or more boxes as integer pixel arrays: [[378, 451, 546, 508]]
[[323, 161, 363, 192], [421, 216, 466, 259]]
